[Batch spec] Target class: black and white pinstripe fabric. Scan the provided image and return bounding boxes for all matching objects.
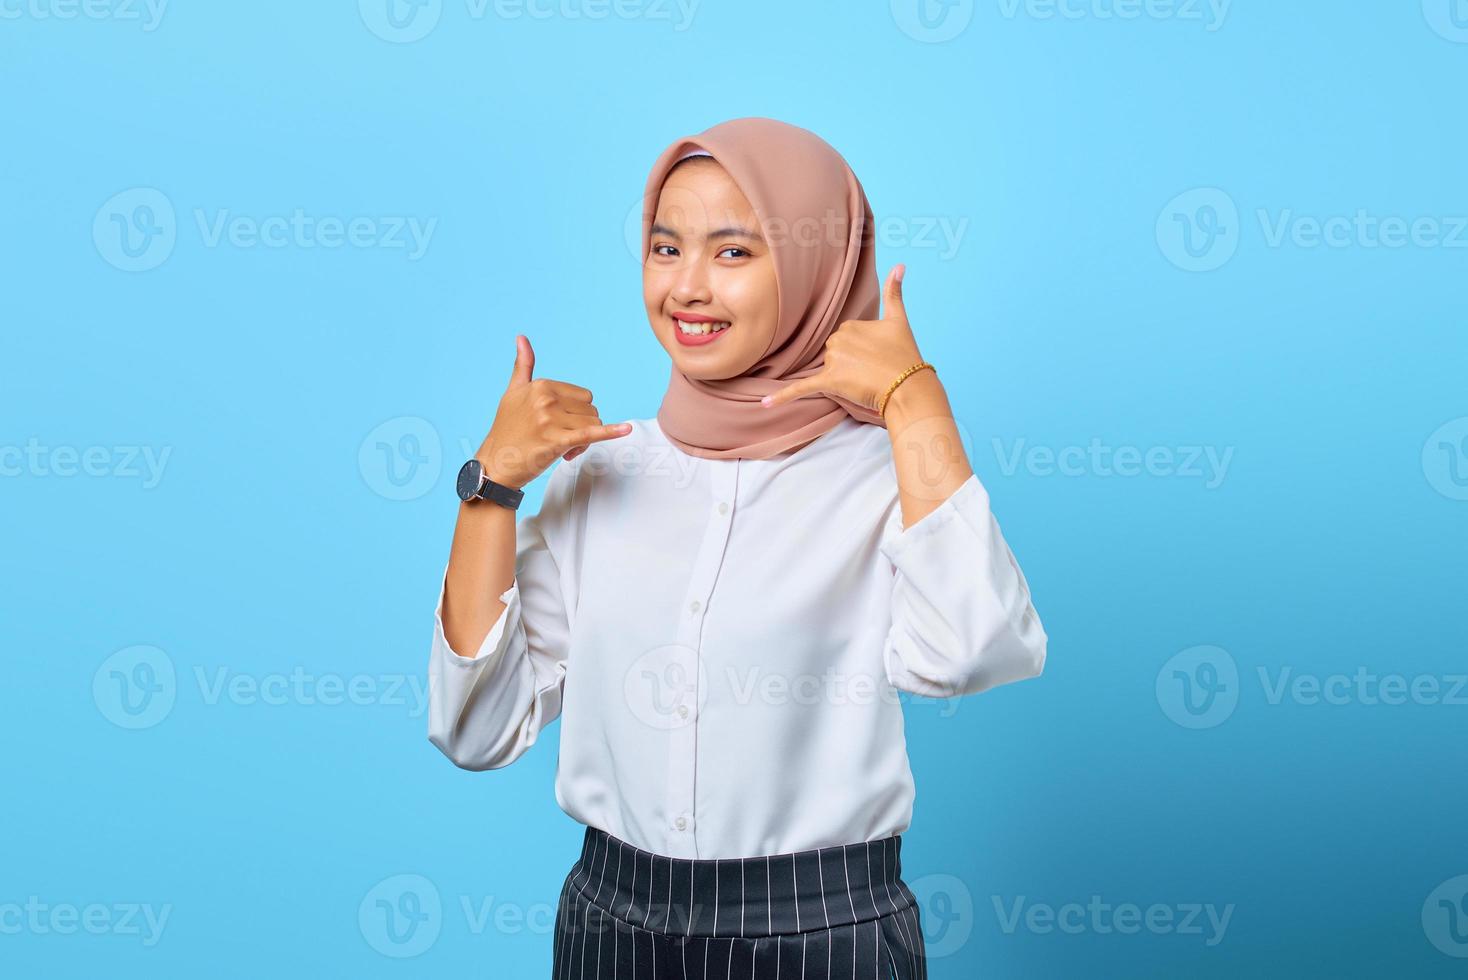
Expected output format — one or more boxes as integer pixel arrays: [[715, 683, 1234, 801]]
[[552, 825, 929, 980]]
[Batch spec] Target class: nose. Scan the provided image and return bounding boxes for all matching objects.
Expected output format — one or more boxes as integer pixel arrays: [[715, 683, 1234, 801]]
[[668, 247, 712, 307]]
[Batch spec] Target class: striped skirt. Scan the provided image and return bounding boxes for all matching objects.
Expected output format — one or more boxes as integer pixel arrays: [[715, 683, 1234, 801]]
[[552, 825, 929, 979]]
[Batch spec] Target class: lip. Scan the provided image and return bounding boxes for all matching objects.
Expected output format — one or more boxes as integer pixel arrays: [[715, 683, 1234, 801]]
[[670, 313, 732, 347]]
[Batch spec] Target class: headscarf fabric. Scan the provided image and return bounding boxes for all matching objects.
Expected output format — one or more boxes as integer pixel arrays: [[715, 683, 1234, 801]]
[[640, 117, 886, 460]]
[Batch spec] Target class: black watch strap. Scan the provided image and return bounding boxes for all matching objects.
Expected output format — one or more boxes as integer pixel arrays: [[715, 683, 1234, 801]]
[[474, 474, 524, 510]]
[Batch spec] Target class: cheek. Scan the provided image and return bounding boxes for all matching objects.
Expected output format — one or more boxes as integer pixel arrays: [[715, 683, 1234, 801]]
[[642, 271, 670, 310], [717, 272, 777, 324]]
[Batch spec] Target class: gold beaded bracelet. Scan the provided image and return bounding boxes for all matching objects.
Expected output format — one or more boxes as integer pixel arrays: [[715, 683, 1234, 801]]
[[878, 362, 936, 417]]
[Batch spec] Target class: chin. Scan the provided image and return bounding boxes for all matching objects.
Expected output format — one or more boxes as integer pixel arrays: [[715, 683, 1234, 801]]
[[671, 357, 730, 380]]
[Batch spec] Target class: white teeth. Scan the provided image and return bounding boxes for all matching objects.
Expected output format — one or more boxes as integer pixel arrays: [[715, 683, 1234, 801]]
[[676, 318, 731, 335]]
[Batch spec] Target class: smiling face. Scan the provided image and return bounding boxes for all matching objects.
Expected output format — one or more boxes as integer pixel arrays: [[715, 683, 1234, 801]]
[[643, 157, 780, 380]]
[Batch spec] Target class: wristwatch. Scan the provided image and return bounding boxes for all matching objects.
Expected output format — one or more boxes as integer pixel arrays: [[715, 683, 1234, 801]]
[[455, 458, 524, 510]]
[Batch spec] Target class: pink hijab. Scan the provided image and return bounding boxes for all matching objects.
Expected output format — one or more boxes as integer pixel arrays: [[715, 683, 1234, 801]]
[[640, 117, 886, 461]]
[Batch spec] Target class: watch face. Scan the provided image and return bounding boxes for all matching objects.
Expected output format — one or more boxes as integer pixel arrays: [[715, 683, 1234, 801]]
[[455, 459, 483, 501]]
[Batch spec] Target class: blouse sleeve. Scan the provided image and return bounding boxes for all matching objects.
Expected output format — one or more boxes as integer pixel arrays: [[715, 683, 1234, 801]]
[[426, 457, 581, 771], [879, 471, 1047, 698]]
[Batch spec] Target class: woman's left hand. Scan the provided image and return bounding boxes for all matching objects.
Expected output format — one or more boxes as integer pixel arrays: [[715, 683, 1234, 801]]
[[761, 264, 926, 415]]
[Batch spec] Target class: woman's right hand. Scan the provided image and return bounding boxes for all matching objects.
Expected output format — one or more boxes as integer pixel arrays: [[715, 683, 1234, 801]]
[[474, 334, 633, 490]]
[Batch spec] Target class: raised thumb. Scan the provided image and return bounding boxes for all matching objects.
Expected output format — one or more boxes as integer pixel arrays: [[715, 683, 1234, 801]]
[[509, 334, 535, 386]]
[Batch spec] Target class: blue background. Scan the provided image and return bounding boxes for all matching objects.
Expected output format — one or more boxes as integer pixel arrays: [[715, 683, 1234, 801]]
[[3, 1, 1466, 976]]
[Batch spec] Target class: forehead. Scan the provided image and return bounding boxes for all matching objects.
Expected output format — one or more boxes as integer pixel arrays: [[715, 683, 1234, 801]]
[[655, 161, 755, 224]]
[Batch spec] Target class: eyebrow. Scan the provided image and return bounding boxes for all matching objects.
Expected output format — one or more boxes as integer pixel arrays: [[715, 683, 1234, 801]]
[[650, 222, 764, 243]]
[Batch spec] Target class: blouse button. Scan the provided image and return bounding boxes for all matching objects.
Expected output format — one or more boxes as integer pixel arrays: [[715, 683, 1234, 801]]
[[718, 502, 729, 515], [676, 704, 689, 719], [689, 599, 701, 613], [675, 816, 688, 831]]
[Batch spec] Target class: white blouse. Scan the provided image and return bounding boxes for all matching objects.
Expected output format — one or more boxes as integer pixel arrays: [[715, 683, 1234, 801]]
[[426, 414, 1047, 860]]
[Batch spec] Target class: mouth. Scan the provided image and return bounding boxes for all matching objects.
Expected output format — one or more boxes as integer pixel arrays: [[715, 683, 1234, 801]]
[[672, 315, 732, 347]]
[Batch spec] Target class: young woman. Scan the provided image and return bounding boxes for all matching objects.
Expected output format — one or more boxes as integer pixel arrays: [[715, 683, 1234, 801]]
[[427, 116, 1047, 979]]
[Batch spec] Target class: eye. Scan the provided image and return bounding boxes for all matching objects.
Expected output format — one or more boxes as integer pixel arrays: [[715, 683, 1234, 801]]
[[717, 246, 750, 259], [652, 244, 679, 258]]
